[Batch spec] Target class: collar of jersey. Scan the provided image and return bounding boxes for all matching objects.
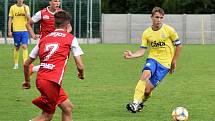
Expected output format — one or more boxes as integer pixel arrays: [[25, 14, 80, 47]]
[[47, 6, 57, 15], [55, 29, 64, 31]]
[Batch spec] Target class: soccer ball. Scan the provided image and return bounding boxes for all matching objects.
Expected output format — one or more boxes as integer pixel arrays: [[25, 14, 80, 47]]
[[172, 107, 188, 121]]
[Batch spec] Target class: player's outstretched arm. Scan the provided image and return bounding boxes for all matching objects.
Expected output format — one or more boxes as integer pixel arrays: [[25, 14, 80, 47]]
[[22, 57, 35, 89], [74, 56, 84, 80], [170, 44, 182, 74], [124, 48, 145, 59]]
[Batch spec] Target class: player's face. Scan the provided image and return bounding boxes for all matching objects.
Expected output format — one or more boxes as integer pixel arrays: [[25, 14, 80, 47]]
[[17, 0, 24, 4], [151, 12, 164, 29], [50, 0, 61, 10]]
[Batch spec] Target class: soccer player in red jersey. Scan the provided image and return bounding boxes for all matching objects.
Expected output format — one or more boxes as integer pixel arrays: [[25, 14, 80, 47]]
[[23, 11, 84, 121], [26, 0, 62, 39]]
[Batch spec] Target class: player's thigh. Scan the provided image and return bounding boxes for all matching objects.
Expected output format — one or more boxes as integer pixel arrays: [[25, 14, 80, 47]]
[[34, 79, 62, 114], [141, 58, 157, 81], [149, 64, 169, 87], [36, 79, 60, 103], [12, 32, 22, 47], [21, 31, 29, 49]]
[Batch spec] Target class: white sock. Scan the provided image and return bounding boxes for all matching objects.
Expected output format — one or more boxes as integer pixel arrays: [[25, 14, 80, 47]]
[[33, 65, 40, 72], [133, 100, 141, 104]]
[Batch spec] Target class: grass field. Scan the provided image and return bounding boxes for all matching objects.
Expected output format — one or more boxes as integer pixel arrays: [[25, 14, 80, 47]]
[[0, 44, 215, 121]]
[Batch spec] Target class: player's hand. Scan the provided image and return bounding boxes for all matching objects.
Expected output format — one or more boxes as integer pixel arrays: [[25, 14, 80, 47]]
[[169, 60, 176, 74], [77, 72, 84, 80], [8, 31, 12, 38], [22, 81, 31, 89], [124, 50, 133, 59], [32, 34, 40, 40]]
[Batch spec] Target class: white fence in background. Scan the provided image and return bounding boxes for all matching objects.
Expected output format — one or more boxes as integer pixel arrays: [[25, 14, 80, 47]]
[[102, 14, 215, 44], [1, 14, 215, 44]]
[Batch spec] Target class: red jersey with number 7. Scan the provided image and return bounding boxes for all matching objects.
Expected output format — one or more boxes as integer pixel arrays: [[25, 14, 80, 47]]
[[37, 30, 74, 85]]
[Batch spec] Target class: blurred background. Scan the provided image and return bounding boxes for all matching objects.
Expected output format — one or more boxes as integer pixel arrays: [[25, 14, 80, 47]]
[[1, 0, 215, 44]]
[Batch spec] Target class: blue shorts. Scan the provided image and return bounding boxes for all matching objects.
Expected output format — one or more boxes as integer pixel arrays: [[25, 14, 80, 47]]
[[142, 58, 169, 87], [13, 31, 29, 47]]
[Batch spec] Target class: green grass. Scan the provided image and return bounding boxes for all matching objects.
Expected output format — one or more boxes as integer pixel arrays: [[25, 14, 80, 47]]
[[0, 44, 215, 121]]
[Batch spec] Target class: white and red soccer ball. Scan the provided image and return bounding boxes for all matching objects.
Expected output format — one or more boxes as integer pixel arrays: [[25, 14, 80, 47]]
[[172, 107, 189, 121]]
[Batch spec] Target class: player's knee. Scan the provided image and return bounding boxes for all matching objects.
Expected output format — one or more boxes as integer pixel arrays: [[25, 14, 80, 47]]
[[141, 71, 151, 80], [15, 47, 20, 51], [63, 103, 73, 114], [44, 113, 54, 121], [22, 45, 28, 49], [45, 116, 53, 121]]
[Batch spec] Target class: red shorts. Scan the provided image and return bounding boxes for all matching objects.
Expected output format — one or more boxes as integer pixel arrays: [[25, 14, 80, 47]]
[[32, 79, 68, 114]]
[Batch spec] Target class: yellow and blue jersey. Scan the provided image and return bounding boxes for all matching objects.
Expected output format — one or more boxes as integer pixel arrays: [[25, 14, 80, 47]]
[[9, 4, 30, 32], [140, 24, 181, 68]]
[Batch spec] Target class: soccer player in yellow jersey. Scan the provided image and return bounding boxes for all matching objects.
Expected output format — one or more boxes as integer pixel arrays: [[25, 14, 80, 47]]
[[8, 0, 30, 69], [124, 7, 182, 113]]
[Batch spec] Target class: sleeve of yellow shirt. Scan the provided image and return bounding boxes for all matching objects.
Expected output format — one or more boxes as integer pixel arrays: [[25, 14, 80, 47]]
[[8, 5, 14, 17], [140, 30, 148, 48], [24, 5, 30, 16], [168, 26, 179, 42]]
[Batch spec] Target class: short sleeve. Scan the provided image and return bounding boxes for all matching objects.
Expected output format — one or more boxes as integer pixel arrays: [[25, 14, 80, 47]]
[[8, 6, 13, 17], [71, 37, 84, 56], [140, 31, 148, 49], [169, 26, 179, 42], [32, 11, 41, 23], [25, 5, 30, 16], [29, 44, 39, 59], [168, 26, 181, 45]]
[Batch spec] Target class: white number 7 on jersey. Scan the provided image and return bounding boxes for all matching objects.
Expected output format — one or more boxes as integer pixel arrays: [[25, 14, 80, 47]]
[[44, 43, 59, 61]]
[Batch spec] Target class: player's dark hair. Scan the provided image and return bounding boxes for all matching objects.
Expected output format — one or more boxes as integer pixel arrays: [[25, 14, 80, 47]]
[[151, 7, 165, 17], [54, 11, 71, 28]]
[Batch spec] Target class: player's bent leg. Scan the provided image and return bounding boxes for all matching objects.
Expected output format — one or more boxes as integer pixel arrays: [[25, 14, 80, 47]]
[[133, 80, 146, 103], [129, 81, 154, 113], [134, 70, 151, 102], [143, 81, 154, 102], [133, 70, 151, 103], [58, 99, 73, 121], [127, 70, 152, 113], [127, 79, 146, 113]]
